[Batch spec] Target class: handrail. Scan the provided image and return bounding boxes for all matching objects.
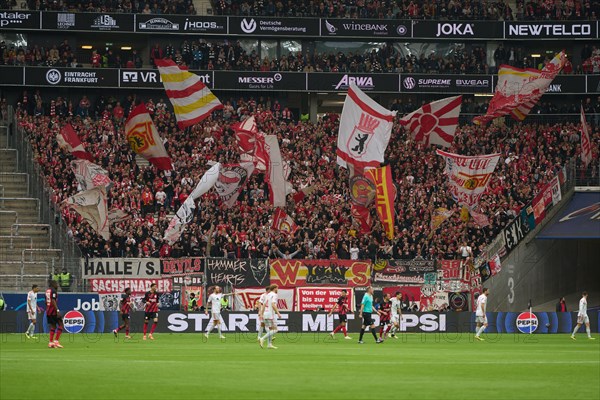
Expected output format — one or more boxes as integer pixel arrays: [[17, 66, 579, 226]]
[[10, 223, 52, 248], [0, 235, 33, 249]]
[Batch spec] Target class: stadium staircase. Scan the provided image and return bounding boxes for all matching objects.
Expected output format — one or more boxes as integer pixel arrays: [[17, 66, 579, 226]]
[[0, 115, 63, 292]]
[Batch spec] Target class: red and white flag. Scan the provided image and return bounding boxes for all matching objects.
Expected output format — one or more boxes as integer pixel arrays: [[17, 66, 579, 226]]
[[474, 51, 565, 125], [214, 162, 255, 208], [580, 105, 593, 167], [292, 185, 317, 204], [234, 116, 258, 154], [125, 103, 173, 170], [470, 209, 491, 228], [65, 186, 109, 240], [71, 159, 112, 191], [271, 208, 298, 235], [437, 150, 500, 210], [400, 96, 462, 148], [489, 254, 502, 276], [337, 84, 396, 172], [57, 124, 94, 161], [351, 203, 372, 235], [155, 58, 222, 128]]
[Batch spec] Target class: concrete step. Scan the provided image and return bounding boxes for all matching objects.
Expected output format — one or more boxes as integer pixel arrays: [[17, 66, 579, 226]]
[[0, 235, 34, 248], [0, 172, 28, 186], [0, 164, 17, 173], [0, 198, 39, 212], [0, 210, 38, 224], [0, 183, 29, 197], [0, 275, 48, 292], [0, 261, 49, 274], [0, 248, 62, 262], [6, 224, 50, 237]]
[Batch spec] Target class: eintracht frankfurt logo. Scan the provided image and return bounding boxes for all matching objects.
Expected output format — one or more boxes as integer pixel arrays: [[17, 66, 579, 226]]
[[46, 69, 61, 84]]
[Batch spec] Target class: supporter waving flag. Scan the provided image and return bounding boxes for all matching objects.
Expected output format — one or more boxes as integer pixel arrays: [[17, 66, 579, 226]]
[[125, 103, 173, 171], [474, 51, 565, 125], [163, 163, 221, 245], [399, 96, 462, 148], [337, 84, 396, 174], [437, 150, 500, 210], [580, 105, 593, 167], [234, 116, 270, 171], [71, 159, 112, 191], [214, 162, 255, 208], [365, 165, 396, 240], [271, 208, 298, 236], [57, 124, 94, 161], [64, 186, 109, 240], [155, 58, 222, 128]]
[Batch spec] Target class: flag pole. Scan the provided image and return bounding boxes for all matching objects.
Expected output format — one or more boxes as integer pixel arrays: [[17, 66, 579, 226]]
[[528, 298, 533, 335]]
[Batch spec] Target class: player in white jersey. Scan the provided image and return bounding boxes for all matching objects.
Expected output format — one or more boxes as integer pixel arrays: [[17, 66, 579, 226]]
[[474, 288, 489, 341], [388, 292, 403, 339], [571, 291, 596, 340], [255, 286, 270, 340], [204, 286, 231, 339], [259, 285, 281, 349], [25, 284, 41, 339]]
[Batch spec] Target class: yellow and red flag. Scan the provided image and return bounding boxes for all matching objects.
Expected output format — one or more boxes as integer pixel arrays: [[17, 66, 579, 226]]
[[155, 58, 222, 128], [125, 103, 173, 171], [365, 165, 396, 240]]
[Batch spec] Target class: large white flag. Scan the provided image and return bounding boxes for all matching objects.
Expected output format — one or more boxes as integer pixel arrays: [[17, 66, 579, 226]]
[[266, 135, 291, 208], [71, 160, 112, 191], [436, 150, 500, 210], [65, 186, 109, 240], [164, 163, 220, 244], [337, 84, 396, 172]]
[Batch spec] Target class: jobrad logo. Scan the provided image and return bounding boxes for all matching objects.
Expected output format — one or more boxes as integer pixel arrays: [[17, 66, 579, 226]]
[[516, 312, 538, 334], [63, 310, 85, 333]]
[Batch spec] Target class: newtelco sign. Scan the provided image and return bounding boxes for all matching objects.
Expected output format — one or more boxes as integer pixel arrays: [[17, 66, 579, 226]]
[[505, 21, 597, 39]]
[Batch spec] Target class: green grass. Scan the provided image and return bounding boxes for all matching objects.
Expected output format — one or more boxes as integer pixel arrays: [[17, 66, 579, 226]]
[[1, 332, 599, 400]]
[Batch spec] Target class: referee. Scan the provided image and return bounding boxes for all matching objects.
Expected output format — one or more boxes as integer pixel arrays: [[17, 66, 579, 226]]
[[358, 286, 382, 344]]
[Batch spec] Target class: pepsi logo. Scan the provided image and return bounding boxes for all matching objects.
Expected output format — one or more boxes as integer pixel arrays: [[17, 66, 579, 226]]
[[516, 312, 538, 334], [63, 310, 85, 333]]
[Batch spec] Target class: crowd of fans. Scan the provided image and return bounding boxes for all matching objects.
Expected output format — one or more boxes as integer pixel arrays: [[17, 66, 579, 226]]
[[3, 38, 599, 75], [212, 0, 600, 20], [14, 90, 599, 262], [1, 0, 599, 19], [22, 0, 197, 14]]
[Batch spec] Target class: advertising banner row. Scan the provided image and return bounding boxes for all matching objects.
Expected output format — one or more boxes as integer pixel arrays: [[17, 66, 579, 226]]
[[1, 310, 597, 334], [1, 11, 598, 39], [2, 66, 598, 94]]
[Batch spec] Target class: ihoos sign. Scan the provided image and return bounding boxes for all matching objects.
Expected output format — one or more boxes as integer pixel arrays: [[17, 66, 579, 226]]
[[81, 257, 161, 278]]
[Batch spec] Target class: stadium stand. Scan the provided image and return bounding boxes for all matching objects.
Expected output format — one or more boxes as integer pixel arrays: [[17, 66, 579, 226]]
[[11, 92, 599, 268]]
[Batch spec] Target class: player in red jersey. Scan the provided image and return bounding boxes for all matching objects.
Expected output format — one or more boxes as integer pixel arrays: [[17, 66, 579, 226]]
[[113, 288, 133, 339], [378, 293, 391, 342], [45, 280, 64, 348], [328, 289, 352, 340], [143, 283, 160, 340]]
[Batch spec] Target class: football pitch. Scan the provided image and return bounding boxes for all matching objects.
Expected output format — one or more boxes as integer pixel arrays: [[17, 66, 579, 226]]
[[1, 333, 598, 400]]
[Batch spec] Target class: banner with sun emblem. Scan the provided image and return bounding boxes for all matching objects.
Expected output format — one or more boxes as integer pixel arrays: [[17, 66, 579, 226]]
[[349, 175, 376, 206], [436, 149, 500, 210], [125, 103, 173, 170], [399, 96, 462, 148]]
